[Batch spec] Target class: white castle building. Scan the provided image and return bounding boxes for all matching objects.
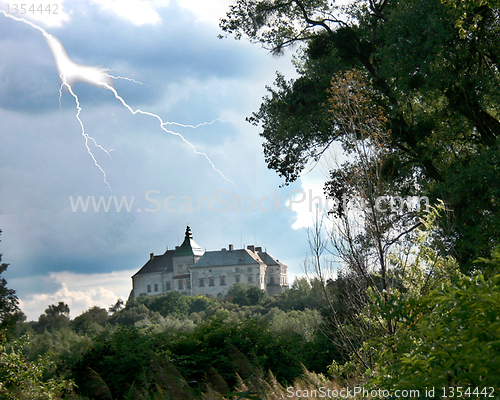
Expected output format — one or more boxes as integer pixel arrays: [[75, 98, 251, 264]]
[[131, 226, 289, 298]]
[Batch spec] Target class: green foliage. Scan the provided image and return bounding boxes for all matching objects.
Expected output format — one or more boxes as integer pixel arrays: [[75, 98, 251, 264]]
[[326, 234, 500, 393], [72, 306, 109, 335], [264, 277, 326, 311], [0, 335, 74, 399], [109, 302, 162, 326], [371, 257, 500, 392], [34, 302, 71, 333], [108, 298, 124, 314], [219, 0, 335, 54], [226, 283, 267, 306], [169, 309, 330, 387], [142, 291, 190, 318], [134, 315, 195, 334], [71, 304, 338, 398], [0, 234, 20, 336], [187, 294, 214, 314], [0, 311, 26, 340], [22, 328, 92, 378], [221, 0, 500, 268], [442, 0, 500, 38], [73, 326, 163, 399]]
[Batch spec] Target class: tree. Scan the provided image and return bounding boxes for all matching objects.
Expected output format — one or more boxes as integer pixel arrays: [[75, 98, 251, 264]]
[[187, 295, 214, 314], [369, 246, 500, 392], [221, 0, 500, 268], [225, 282, 249, 306], [246, 285, 267, 305], [108, 298, 124, 314], [304, 201, 450, 375], [226, 283, 267, 306], [72, 306, 109, 335], [0, 335, 75, 399], [0, 231, 19, 334], [109, 303, 160, 326], [0, 264, 18, 328], [144, 291, 190, 319], [34, 302, 70, 333], [443, 0, 500, 38]]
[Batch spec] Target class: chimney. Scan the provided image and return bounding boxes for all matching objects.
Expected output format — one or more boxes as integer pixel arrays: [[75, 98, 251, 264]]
[[247, 245, 255, 252], [229, 244, 234, 251], [221, 248, 226, 251], [255, 246, 262, 252], [150, 253, 154, 260]]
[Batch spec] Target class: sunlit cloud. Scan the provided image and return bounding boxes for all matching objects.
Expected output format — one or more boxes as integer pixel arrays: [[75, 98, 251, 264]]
[[89, 0, 169, 25], [18, 270, 135, 320]]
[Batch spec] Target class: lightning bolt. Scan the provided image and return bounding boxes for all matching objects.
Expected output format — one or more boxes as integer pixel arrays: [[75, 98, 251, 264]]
[[1, 11, 233, 188], [105, 72, 149, 87], [63, 81, 113, 190], [163, 119, 225, 129]]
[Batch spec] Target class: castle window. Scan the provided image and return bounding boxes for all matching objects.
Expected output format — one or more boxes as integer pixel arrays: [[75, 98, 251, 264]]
[[209, 278, 215, 286], [179, 266, 184, 274], [147, 285, 151, 293], [247, 275, 253, 283], [220, 276, 226, 286], [187, 280, 191, 289], [199, 278, 205, 287], [154, 284, 159, 292], [178, 280, 184, 290], [235, 267, 240, 273], [247, 267, 252, 273], [270, 276, 275, 284], [235, 275, 240, 283], [166, 282, 171, 291]]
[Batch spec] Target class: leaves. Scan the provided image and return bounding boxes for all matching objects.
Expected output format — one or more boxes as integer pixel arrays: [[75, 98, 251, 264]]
[[223, 0, 500, 266], [0, 335, 75, 399]]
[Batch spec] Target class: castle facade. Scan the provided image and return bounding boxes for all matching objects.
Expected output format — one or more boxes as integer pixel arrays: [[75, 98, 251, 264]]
[[131, 226, 289, 298]]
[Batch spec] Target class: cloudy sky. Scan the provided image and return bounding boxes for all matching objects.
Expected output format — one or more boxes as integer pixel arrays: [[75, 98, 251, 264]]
[[0, 0, 333, 320]]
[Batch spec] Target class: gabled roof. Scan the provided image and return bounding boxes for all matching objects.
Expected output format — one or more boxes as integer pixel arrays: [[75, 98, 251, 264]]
[[133, 249, 175, 277], [191, 249, 263, 269], [174, 226, 204, 257], [257, 252, 286, 268]]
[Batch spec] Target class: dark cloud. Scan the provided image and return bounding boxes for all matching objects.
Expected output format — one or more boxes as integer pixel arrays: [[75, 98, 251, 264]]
[[0, 1, 308, 319], [0, 0, 269, 111]]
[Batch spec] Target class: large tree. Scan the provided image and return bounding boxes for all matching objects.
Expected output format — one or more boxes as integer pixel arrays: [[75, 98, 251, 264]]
[[220, 0, 500, 267], [34, 301, 71, 333], [0, 230, 19, 334]]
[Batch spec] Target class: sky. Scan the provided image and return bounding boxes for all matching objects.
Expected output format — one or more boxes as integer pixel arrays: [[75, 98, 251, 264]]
[[0, 0, 334, 320]]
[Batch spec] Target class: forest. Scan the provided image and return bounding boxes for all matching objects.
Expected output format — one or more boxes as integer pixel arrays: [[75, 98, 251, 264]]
[[2, 0, 500, 398]]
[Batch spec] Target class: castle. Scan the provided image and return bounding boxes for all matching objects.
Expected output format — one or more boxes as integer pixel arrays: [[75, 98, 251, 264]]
[[131, 226, 289, 298]]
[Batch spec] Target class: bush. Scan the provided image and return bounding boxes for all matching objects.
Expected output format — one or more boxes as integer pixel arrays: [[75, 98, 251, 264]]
[[0, 335, 74, 399], [370, 247, 500, 393]]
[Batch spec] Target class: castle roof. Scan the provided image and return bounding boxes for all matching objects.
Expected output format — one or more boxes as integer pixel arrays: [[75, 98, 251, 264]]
[[191, 248, 263, 269], [174, 225, 204, 257], [257, 252, 287, 268], [132, 249, 175, 276]]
